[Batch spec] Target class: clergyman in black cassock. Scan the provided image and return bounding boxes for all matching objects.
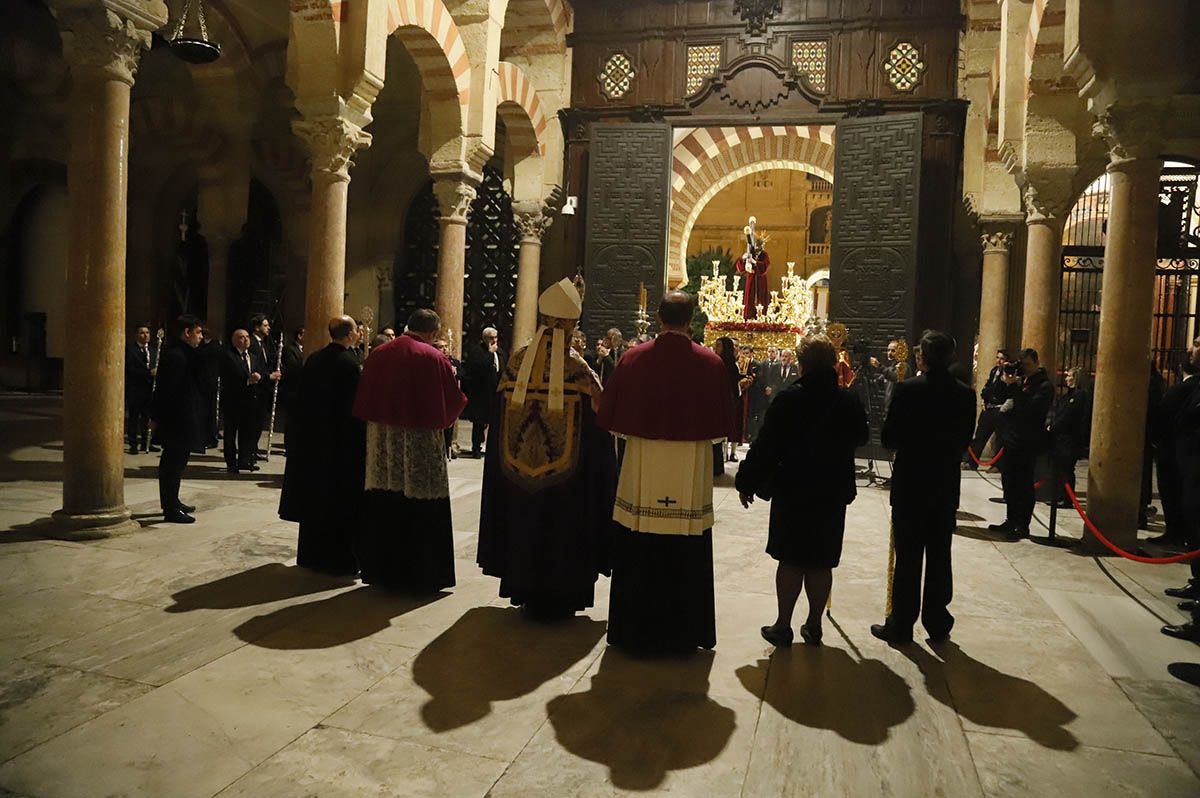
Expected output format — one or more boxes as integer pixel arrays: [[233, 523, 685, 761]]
[[871, 331, 976, 645], [477, 279, 617, 616], [280, 317, 364, 576]]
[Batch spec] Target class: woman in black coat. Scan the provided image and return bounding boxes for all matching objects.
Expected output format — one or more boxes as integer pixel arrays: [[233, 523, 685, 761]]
[[735, 336, 869, 647], [1049, 367, 1091, 504], [713, 336, 743, 463]]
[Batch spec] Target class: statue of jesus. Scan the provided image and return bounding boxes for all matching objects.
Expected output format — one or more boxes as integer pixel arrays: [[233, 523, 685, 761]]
[[735, 215, 771, 319]]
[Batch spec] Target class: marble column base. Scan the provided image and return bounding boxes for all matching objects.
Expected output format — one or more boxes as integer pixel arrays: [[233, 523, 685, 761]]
[[49, 508, 139, 540]]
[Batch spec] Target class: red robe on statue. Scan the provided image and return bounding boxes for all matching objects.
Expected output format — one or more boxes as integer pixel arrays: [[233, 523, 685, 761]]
[[735, 250, 771, 319]]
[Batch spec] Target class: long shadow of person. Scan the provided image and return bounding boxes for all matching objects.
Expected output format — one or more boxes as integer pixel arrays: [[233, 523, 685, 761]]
[[165, 562, 354, 613], [232, 585, 446, 649], [736, 646, 915, 745], [901, 641, 1079, 751], [545, 648, 737, 791], [412, 606, 605, 732]]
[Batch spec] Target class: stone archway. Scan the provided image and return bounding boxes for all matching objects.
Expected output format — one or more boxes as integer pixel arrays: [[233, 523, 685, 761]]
[[668, 126, 835, 285]]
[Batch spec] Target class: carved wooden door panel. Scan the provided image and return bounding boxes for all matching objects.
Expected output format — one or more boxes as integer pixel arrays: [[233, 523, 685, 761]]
[[581, 123, 673, 339], [829, 112, 923, 454]]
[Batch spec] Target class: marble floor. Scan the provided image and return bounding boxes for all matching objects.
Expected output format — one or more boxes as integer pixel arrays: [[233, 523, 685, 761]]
[[1, 392, 1198, 797]]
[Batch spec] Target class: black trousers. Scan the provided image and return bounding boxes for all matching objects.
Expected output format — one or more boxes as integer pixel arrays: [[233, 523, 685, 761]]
[[471, 420, 487, 453], [126, 401, 150, 450], [968, 407, 1000, 464], [1002, 448, 1036, 529], [223, 405, 259, 468], [890, 508, 955, 638], [158, 444, 191, 512]]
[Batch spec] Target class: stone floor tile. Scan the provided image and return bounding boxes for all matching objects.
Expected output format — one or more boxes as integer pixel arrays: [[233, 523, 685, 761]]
[[215, 727, 507, 798], [0, 659, 153, 763], [0, 587, 147, 658], [966, 731, 1200, 797], [1117, 678, 1200, 777]]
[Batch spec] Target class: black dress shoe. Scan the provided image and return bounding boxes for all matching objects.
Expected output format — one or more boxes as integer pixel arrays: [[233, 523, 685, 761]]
[[1005, 527, 1030, 541], [241, 463, 260, 473], [927, 630, 952, 645], [1161, 621, 1200, 642], [147, 445, 160, 453], [760, 625, 793, 647], [987, 521, 1012, 532], [800, 623, 822, 646], [176, 502, 196, 514], [163, 510, 195, 524], [1178, 599, 1199, 613], [226, 466, 239, 474], [1165, 582, 1200, 600], [128, 447, 140, 455], [870, 623, 912, 645]]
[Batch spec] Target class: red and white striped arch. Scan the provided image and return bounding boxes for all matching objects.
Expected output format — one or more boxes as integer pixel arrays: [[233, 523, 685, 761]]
[[385, 0, 472, 110], [668, 126, 836, 287], [496, 61, 548, 157]]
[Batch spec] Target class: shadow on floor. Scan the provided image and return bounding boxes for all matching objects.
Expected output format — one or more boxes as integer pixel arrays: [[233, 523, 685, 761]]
[[166, 562, 355, 613], [545, 648, 736, 791], [901, 641, 1079, 751], [737, 646, 915, 745], [412, 606, 605, 733], [232, 585, 445, 649], [956, 510, 987, 522], [953, 524, 1014, 542]]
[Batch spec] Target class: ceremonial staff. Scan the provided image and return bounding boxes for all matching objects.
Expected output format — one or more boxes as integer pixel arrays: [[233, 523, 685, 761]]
[[265, 332, 284, 462], [146, 327, 164, 449]]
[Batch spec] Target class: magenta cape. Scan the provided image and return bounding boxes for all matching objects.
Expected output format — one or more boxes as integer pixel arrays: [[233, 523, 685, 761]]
[[353, 333, 467, 430], [597, 333, 735, 441]]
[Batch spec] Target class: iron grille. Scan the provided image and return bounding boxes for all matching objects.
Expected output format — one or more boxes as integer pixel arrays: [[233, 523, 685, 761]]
[[394, 180, 441, 326], [1057, 164, 1200, 388], [463, 165, 520, 346]]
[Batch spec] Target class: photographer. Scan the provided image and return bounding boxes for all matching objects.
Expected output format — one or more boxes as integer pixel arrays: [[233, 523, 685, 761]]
[[964, 349, 1011, 470], [988, 348, 1053, 540]]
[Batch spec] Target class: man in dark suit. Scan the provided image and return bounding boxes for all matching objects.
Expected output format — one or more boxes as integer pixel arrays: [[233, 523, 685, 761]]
[[150, 315, 206, 523], [125, 323, 159, 454], [964, 349, 1010, 469], [220, 329, 267, 473], [871, 330, 976, 646], [461, 326, 506, 458], [1163, 339, 1200, 640], [248, 314, 281, 457], [989, 347, 1054, 539], [776, 347, 800, 391]]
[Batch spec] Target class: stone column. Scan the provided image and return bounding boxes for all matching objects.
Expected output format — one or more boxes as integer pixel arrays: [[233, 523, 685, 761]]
[[204, 235, 231, 338], [432, 172, 480, 357], [1020, 183, 1069, 376], [293, 116, 370, 351], [1083, 108, 1164, 553], [512, 203, 554, 351], [976, 219, 1018, 398], [51, 6, 159, 537]]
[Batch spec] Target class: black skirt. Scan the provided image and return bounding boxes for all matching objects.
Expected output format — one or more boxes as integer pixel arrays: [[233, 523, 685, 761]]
[[766, 502, 847, 569], [607, 525, 716, 653], [359, 489, 455, 592]]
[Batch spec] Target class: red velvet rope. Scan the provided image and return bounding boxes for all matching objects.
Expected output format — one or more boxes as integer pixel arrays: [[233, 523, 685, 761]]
[[968, 446, 1004, 467], [1063, 482, 1200, 564]]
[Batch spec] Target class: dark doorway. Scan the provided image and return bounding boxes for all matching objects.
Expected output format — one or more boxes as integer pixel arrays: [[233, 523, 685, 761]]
[[224, 179, 283, 336]]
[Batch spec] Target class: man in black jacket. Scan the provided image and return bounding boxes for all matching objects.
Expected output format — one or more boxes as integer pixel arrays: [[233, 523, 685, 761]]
[[150, 315, 206, 523], [220, 329, 267, 473], [461, 327, 506, 458], [871, 330, 977, 645], [989, 347, 1054, 539], [964, 349, 1010, 470], [279, 326, 305, 452], [125, 323, 159, 454]]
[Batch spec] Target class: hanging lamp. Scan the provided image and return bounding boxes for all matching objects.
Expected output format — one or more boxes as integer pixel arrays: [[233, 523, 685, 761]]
[[169, 0, 222, 64]]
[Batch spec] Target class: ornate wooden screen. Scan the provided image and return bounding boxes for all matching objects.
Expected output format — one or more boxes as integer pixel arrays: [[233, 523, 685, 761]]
[[463, 165, 520, 345], [394, 180, 441, 327], [581, 123, 673, 339], [829, 112, 923, 454]]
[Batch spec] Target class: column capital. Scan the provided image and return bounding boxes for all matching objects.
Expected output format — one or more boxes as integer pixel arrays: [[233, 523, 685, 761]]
[[1094, 102, 1166, 166], [1023, 180, 1073, 225], [54, 6, 155, 86], [513, 200, 555, 244], [292, 116, 371, 183], [431, 168, 482, 226], [980, 230, 1013, 254]]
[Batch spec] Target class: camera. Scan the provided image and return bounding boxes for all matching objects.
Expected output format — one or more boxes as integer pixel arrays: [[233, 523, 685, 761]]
[[1002, 362, 1021, 377]]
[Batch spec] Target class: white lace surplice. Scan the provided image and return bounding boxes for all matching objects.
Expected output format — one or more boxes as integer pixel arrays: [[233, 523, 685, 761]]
[[613, 436, 716, 536], [364, 422, 450, 500]]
